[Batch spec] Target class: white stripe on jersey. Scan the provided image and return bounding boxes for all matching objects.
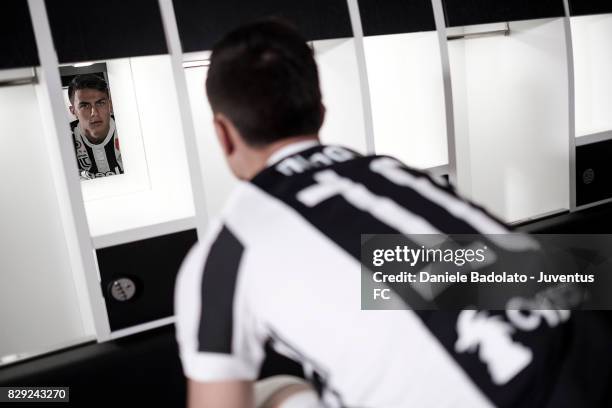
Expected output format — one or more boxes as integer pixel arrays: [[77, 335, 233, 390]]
[[296, 169, 446, 248]]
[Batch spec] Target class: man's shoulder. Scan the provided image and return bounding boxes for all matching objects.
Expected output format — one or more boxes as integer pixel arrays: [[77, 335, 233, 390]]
[[205, 181, 282, 241]]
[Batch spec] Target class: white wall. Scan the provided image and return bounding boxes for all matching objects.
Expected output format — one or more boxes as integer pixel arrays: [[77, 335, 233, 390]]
[[0, 83, 88, 360], [364, 31, 448, 169], [572, 13, 612, 137], [448, 18, 570, 222]]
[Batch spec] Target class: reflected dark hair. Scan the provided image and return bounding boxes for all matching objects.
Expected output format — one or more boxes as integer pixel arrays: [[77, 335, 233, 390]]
[[206, 19, 323, 147], [68, 74, 109, 104]]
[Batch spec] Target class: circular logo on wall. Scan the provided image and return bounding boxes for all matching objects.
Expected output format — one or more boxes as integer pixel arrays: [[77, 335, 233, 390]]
[[583, 168, 595, 185], [108, 277, 137, 302]]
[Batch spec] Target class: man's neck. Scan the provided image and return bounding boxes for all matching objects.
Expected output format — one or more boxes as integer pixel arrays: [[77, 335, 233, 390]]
[[81, 123, 111, 145], [84, 133, 106, 145]]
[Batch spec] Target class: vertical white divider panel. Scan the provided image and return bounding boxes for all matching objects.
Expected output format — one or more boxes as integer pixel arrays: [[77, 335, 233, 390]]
[[158, 0, 209, 239], [431, 0, 459, 185], [184, 63, 237, 220], [572, 14, 612, 137], [315, 38, 368, 154], [27, 0, 111, 341], [563, 0, 577, 211], [346, 0, 376, 154]]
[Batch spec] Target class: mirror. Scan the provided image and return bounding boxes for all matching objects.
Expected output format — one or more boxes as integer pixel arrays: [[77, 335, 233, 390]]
[[59, 63, 124, 180]]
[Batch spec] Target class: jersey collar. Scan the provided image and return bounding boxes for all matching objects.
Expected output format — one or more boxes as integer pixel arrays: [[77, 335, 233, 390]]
[[266, 140, 320, 167]]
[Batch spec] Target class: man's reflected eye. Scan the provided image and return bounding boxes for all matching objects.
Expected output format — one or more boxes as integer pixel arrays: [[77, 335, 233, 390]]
[[76, 99, 107, 113]]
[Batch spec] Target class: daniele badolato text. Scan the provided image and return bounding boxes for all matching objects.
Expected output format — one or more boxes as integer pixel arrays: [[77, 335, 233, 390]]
[[370, 246, 595, 285], [372, 270, 594, 284]]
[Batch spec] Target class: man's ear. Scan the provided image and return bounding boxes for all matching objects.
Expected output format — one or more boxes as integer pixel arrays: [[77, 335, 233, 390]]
[[320, 102, 326, 125], [213, 113, 235, 157], [69, 105, 76, 117]]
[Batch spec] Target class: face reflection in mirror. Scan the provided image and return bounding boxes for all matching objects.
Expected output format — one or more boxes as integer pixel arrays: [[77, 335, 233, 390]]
[[71, 89, 112, 143], [67, 73, 124, 180]]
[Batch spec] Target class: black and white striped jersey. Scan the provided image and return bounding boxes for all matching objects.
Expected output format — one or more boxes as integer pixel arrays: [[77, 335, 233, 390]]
[[175, 143, 612, 407], [71, 118, 123, 179]]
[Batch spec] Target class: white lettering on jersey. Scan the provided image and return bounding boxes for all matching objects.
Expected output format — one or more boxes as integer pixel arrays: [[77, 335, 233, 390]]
[[455, 310, 533, 385], [276, 157, 310, 176], [322, 146, 355, 162], [296, 169, 442, 240], [369, 157, 539, 252], [275, 147, 356, 176], [92, 146, 110, 173], [506, 298, 571, 331]]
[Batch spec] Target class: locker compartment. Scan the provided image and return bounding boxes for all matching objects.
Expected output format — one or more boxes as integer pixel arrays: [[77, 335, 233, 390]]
[[576, 139, 612, 206], [446, 18, 570, 223], [96, 230, 197, 331]]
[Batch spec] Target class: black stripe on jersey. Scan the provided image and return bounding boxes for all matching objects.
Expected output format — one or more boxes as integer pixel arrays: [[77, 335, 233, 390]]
[[267, 329, 347, 408], [104, 133, 122, 174], [415, 309, 567, 407], [83, 143, 99, 174], [258, 339, 306, 380], [197, 225, 244, 354], [332, 157, 481, 234]]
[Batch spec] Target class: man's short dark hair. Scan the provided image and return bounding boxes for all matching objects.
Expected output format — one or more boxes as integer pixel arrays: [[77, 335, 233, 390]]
[[68, 74, 109, 104], [206, 19, 323, 147]]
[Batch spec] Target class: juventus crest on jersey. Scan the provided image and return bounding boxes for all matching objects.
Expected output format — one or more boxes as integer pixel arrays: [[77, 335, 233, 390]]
[[175, 143, 612, 408], [71, 117, 123, 180]]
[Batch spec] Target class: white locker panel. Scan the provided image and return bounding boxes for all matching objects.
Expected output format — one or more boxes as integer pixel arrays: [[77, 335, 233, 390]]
[[364, 31, 448, 169], [448, 18, 570, 223], [572, 13, 612, 137], [0, 83, 89, 360]]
